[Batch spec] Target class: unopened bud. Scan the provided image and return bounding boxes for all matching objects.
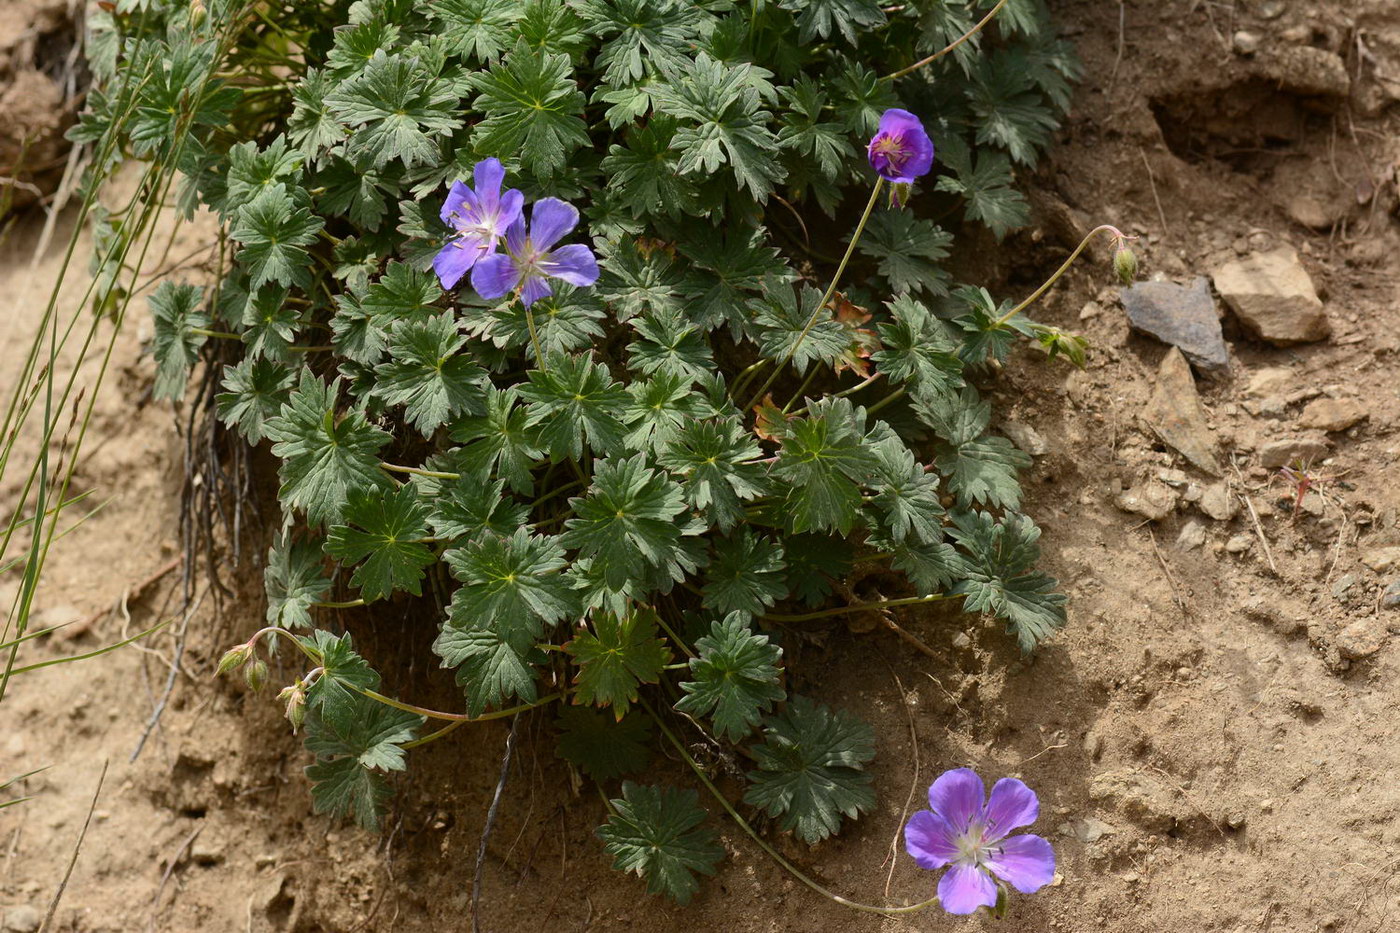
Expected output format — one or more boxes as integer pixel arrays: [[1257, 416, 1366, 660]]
[[278, 685, 307, 731], [1113, 244, 1138, 284], [244, 658, 269, 692], [888, 182, 914, 209], [216, 644, 252, 677], [190, 0, 206, 27]]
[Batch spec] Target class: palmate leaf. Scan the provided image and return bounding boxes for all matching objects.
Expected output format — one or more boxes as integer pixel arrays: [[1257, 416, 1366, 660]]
[[223, 136, 303, 220], [301, 630, 381, 697], [577, 0, 705, 85], [967, 54, 1062, 167], [263, 372, 392, 526], [468, 287, 606, 360], [325, 485, 435, 601], [287, 68, 347, 163], [935, 135, 1030, 240], [867, 439, 946, 545], [435, 615, 542, 716], [702, 530, 787, 618], [830, 62, 897, 137], [430, 0, 522, 63], [516, 0, 590, 58], [468, 38, 590, 179], [915, 387, 1030, 510], [597, 238, 685, 323], [597, 782, 723, 906], [622, 370, 709, 455], [450, 386, 544, 495], [627, 309, 714, 385], [519, 353, 629, 460], [327, 49, 460, 170], [777, 77, 854, 182], [303, 691, 423, 832], [315, 156, 400, 233], [752, 278, 849, 375], [778, 0, 884, 43], [562, 455, 689, 592], [675, 224, 790, 336], [650, 53, 784, 201], [373, 312, 486, 435], [658, 418, 768, 533], [857, 211, 953, 298], [675, 613, 784, 741], [332, 261, 443, 365], [237, 285, 299, 363], [742, 696, 876, 844], [229, 184, 324, 290], [427, 474, 528, 542], [566, 609, 671, 717], [949, 510, 1066, 652], [871, 294, 964, 405], [263, 532, 332, 629], [770, 398, 881, 535], [217, 357, 295, 444], [444, 528, 577, 645], [555, 706, 651, 780], [600, 117, 697, 218], [149, 282, 208, 401]]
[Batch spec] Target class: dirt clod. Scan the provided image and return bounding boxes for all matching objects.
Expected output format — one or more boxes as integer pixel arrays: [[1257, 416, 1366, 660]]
[[1336, 619, 1387, 660], [1299, 397, 1367, 432], [1213, 247, 1331, 346]]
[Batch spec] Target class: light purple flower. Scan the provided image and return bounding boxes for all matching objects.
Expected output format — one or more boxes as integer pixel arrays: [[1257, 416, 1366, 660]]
[[470, 197, 599, 308], [433, 157, 525, 290], [866, 108, 935, 184], [904, 768, 1055, 916]]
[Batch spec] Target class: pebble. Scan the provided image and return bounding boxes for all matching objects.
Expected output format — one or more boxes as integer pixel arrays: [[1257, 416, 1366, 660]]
[[1287, 195, 1339, 231], [1259, 436, 1330, 469], [1232, 30, 1261, 55], [1199, 483, 1238, 522], [951, 632, 971, 650], [1176, 520, 1206, 551], [1331, 574, 1358, 605], [1336, 619, 1387, 660], [1299, 397, 1367, 432], [2, 906, 40, 933], [1225, 534, 1254, 554], [1212, 246, 1331, 346], [1120, 277, 1230, 377], [1245, 367, 1295, 398], [1116, 482, 1178, 522], [1000, 421, 1049, 457], [1381, 580, 1400, 609], [1361, 548, 1400, 574], [1143, 348, 1222, 475]]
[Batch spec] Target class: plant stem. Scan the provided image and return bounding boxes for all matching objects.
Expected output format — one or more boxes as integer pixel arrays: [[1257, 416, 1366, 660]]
[[188, 327, 241, 340], [992, 224, 1126, 328], [310, 598, 365, 610], [524, 303, 546, 372], [745, 179, 885, 412], [643, 699, 941, 916], [882, 0, 1009, 81], [379, 462, 461, 481], [762, 592, 953, 623], [788, 372, 883, 417], [347, 685, 564, 723], [864, 386, 905, 417], [729, 358, 771, 406], [780, 366, 823, 414]]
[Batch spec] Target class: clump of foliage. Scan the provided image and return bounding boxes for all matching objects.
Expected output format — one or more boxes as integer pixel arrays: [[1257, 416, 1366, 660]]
[[79, 0, 1105, 908]]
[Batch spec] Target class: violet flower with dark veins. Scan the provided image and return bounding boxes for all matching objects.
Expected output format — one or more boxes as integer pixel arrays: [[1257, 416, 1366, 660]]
[[471, 197, 599, 308], [904, 768, 1056, 915], [433, 157, 524, 290], [866, 108, 935, 184]]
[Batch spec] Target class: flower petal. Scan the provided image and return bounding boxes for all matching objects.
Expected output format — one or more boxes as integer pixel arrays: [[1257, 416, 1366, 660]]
[[985, 833, 1055, 894], [527, 197, 578, 252], [539, 243, 599, 287], [440, 180, 472, 229], [937, 864, 997, 915], [504, 213, 527, 257], [878, 107, 923, 138], [472, 157, 506, 209], [520, 274, 553, 308], [983, 778, 1039, 842], [497, 188, 525, 230], [903, 809, 960, 870], [433, 240, 478, 290], [901, 129, 934, 181], [927, 768, 984, 829], [471, 252, 522, 301]]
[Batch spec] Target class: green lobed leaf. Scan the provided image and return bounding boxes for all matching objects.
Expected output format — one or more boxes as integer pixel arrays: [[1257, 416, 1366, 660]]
[[675, 612, 784, 741], [701, 530, 788, 618], [468, 37, 590, 179], [149, 282, 209, 401], [597, 782, 723, 905], [562, 455, 690, 593], [566, 609, 671, 718], [949, 510, 1066, 652], [264, 533, 332, 629], [325, 485, 436, 601]]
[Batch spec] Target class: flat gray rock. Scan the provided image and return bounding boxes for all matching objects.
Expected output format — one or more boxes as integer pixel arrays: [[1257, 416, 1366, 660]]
[[1121, 277, 1230, 377]]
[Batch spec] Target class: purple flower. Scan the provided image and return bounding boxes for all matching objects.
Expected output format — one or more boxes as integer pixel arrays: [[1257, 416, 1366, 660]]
[[904, 768, 1055, 916], [866, 108, 935, 184], [433, 157, 525, 290], [470, 197, 599, 308]]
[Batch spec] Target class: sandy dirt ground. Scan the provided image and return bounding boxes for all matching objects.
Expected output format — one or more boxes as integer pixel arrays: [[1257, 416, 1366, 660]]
[[4, 1, 1400, 931]]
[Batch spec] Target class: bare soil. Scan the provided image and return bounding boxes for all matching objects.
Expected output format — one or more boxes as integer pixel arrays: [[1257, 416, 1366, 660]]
[[4, 1, 1400, 931]]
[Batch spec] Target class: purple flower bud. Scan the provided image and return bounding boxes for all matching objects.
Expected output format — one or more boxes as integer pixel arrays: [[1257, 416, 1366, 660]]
[[867, 109, 935, 185]]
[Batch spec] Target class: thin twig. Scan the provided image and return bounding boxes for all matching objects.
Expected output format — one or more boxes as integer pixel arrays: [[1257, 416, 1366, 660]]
[[130, 586, 207, 762], [1239, 494, 1279, 574], [472, 716, 520, 933], [1108, 1, 1127, 96], [882, 615, 940, 660], [1138, 146, 1169, 239], [880, 666, 920, 899], [40, 759, 108, 933], [1147, 528, 1189, 616]]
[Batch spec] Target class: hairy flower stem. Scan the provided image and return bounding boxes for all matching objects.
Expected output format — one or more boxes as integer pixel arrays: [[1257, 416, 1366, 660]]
[[762, 592, 953, 623], [379, 462, 461, 480], [728, 359, 771, 403], [745, 178, 885, 412], [310, 598, 365, 609], [992, 224, 1130, 328], [644, 699, 941, 916], [882, 0, 1009, 81], [523, 302, 547, 372]]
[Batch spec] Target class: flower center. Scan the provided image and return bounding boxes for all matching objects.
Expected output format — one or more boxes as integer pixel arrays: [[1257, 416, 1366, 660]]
[[869, 134, 909, 169], [954, 823, 991, 867]]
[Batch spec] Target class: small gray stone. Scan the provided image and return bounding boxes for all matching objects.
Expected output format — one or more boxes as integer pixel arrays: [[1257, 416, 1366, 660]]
[[1381, 580, 1400, 609], [1259, 436, 1330, 469], [1287, 195, 1339, 231], [1213, 247, 1330, 346], [1361, 548, 1400, 574], [1299, 398, 1367, 432], [1143, 348, 1222, 475], [1121, 277, 1230, 377], [1000, 421, 1049, 457], [951, 631, 972, 650], [1336, 619, 1386, 660], [1116, 482, 1178, 522], [1331, 573, 1358, 604], [1232, 30, 1261, 56], [1198, 483, 1238, 522], [1176, 520, 1206, 551], [1225, 534, 1254, 554], [2, 906, 41, 933], [1245, 367, 1295, 398]]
